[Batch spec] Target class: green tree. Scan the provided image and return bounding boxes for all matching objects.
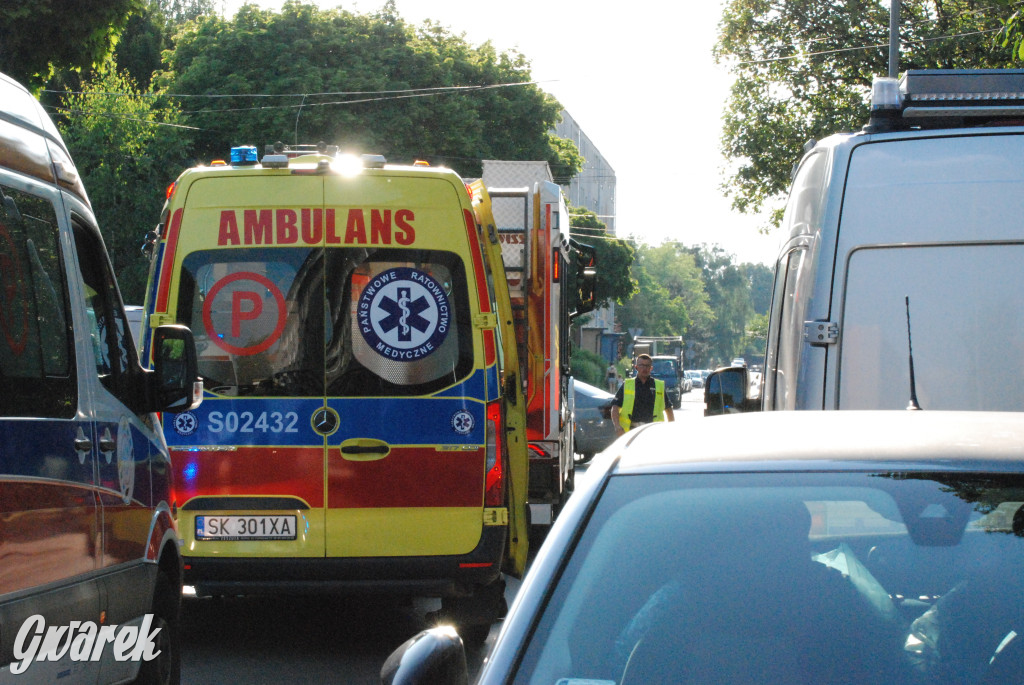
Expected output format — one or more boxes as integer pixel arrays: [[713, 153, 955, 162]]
[[155, 2, 580, 179], [0, 0, 142, 91], [743, 261, 773, 315], [59, 56, 193, 302], [714, 0, 1014, 227], [617, 242, 713, 349], [568, 203, 636, 309], [688, 245, 753, 367]]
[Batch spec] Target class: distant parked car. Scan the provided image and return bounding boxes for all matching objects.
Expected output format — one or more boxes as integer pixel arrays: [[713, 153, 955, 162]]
[[685, 369, 704, 388], [572, 380, 617, 464], [125, 304, 145, 345]]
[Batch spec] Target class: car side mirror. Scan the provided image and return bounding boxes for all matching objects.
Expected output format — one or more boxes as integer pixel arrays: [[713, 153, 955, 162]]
[[704, 366, 759, 416], [152, 324, 202, 412], [380, 626, 469, 685]]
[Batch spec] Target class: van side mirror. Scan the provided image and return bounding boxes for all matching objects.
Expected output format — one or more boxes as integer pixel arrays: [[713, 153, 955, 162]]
[[152, 325, 202, 412], [380, 626, 468, 685], [704, 367, 759, 416]]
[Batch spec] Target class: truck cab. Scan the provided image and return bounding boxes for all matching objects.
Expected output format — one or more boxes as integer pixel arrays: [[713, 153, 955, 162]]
[[707, 69, 1024, 415], [649, 356, 683, 409]]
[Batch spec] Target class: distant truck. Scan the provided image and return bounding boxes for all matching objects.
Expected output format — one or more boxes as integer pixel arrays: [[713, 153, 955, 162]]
[[650, 355, 684, 409], [632, 335, 683, 361], [481, 161, 596, 528]]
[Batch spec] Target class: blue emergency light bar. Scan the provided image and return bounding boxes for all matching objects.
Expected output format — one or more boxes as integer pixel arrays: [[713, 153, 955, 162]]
[[230, 146, 259, 165]]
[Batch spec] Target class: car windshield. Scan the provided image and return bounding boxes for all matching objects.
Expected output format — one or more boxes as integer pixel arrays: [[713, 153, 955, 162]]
[[513, 471, 1024, 684], [650, 360, 675, 375]]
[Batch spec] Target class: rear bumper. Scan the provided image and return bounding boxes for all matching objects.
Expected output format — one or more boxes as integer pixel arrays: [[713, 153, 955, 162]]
[[184, 524, 505, 598]]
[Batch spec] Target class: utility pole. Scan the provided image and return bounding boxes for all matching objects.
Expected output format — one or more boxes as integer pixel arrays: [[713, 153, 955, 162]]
[[889, 0, 900, 78]]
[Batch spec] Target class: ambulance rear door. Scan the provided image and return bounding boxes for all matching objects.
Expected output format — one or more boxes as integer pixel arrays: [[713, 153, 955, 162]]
[[321, 173, 486, 558], [166, 173, 331, 558]]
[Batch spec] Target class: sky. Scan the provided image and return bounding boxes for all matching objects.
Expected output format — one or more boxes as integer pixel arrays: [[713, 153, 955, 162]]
[[219, 0, 782, 266]]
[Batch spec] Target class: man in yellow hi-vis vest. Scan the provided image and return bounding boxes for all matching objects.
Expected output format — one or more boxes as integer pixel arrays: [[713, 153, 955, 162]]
[[611, 354, 675, 436]]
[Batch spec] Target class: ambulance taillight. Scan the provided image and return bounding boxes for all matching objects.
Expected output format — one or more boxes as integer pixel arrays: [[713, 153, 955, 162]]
[[484, 401, 504, 506]]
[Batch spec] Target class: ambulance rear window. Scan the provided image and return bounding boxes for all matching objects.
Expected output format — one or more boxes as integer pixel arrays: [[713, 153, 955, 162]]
[[176, 247, 472, 397]]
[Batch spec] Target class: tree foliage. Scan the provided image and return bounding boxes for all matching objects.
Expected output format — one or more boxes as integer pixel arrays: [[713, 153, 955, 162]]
[[114, 0, 215, 90], [616, 243, 714, 360], [615, 244, 769, 369], [59, 57, 192, 302], [715, 0, 1015, 226], [568, 203, 636, 310], [154, 1, 579, 179], [0, 0, 142, 91]]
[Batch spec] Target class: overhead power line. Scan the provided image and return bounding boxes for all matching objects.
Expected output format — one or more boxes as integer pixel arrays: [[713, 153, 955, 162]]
[[734, 27, 1001, 67], [44, 80, 550, 115]]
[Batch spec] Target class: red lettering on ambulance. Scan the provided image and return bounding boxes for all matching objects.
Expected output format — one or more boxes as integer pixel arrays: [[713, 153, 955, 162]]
[[371, 209, 391, 244], [218, 210, 240, 245], [276, 209, 298, 244], [244, 210, 273, 244], [326, 209, 341, 244], [395, 209, 415, 245], [345, 209, 367, 244], [232, 291, 262, 336], [301, 208, 323, 244]]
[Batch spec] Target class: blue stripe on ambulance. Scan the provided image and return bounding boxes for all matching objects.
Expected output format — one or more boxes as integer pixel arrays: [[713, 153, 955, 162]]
[[164, 396, 485, 447]]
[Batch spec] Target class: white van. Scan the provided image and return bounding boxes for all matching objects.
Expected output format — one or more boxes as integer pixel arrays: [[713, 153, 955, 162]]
[[707, 70, 1024, 414]]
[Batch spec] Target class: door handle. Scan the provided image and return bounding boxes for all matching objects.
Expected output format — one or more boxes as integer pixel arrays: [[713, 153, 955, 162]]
[[338, 439, 391, 461], [99, 427, 116, 453], [74, 427, 92, 453]]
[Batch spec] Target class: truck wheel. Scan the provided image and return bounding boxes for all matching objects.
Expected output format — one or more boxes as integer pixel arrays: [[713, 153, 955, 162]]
[[132, 570, 181, 685], [439, 577, 507, 648]]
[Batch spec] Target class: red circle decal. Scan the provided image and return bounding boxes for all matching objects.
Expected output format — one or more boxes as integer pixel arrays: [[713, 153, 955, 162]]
[[202, 272, 286, 356]]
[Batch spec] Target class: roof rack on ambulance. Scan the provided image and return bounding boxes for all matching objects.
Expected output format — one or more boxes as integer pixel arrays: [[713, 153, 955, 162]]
[[866, 69, 1024, 132], [253, 141, 387, 170]]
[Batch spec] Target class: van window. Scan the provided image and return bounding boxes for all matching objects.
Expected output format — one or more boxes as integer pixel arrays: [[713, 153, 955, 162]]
[[0, 185, 75, 418], [765, 150, 828, 410], [840, 244, 1024, 410], [74, 222, 134, 399], [176, 247, 473, 397]]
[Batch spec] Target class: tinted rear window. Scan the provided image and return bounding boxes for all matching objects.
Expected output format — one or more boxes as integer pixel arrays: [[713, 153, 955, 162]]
[[176, 247, 473, 397]]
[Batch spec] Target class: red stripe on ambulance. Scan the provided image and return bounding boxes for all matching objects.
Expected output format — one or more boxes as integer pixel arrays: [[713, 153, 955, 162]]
[[328, 446, 485, 508], [172, 447, 325, 508]]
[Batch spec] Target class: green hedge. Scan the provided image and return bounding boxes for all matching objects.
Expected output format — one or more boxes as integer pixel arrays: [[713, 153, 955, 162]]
[[570, 348, 608, 387]]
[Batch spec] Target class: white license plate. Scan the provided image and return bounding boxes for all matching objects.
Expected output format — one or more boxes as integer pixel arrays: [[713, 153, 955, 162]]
[[195, 515, 297, 540]]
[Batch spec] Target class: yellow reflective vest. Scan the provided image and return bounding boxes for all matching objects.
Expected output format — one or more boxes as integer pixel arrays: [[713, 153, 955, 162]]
[[619, 377, 666, 432]]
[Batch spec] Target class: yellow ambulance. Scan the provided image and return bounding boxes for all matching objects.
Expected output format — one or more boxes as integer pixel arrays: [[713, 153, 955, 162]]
[[141, 144, 528, 637]]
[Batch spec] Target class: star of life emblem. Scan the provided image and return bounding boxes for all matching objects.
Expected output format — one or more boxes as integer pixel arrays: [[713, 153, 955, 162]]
[[174, 411, 198, 436], [357, 267, 450, 361], [451, 410, 475, 435]]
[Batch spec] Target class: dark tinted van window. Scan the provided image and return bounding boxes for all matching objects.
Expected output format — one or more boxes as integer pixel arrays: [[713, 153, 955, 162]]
[[0, 184, 74, 418]]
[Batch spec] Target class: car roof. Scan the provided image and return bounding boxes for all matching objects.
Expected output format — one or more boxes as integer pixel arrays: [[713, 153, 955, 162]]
[[573, 380, 613, 399], [607, 411, 1024, 474]]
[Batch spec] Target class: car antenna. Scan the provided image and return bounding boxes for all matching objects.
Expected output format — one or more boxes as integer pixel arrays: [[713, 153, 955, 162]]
[[905, 296, 921, 410]]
